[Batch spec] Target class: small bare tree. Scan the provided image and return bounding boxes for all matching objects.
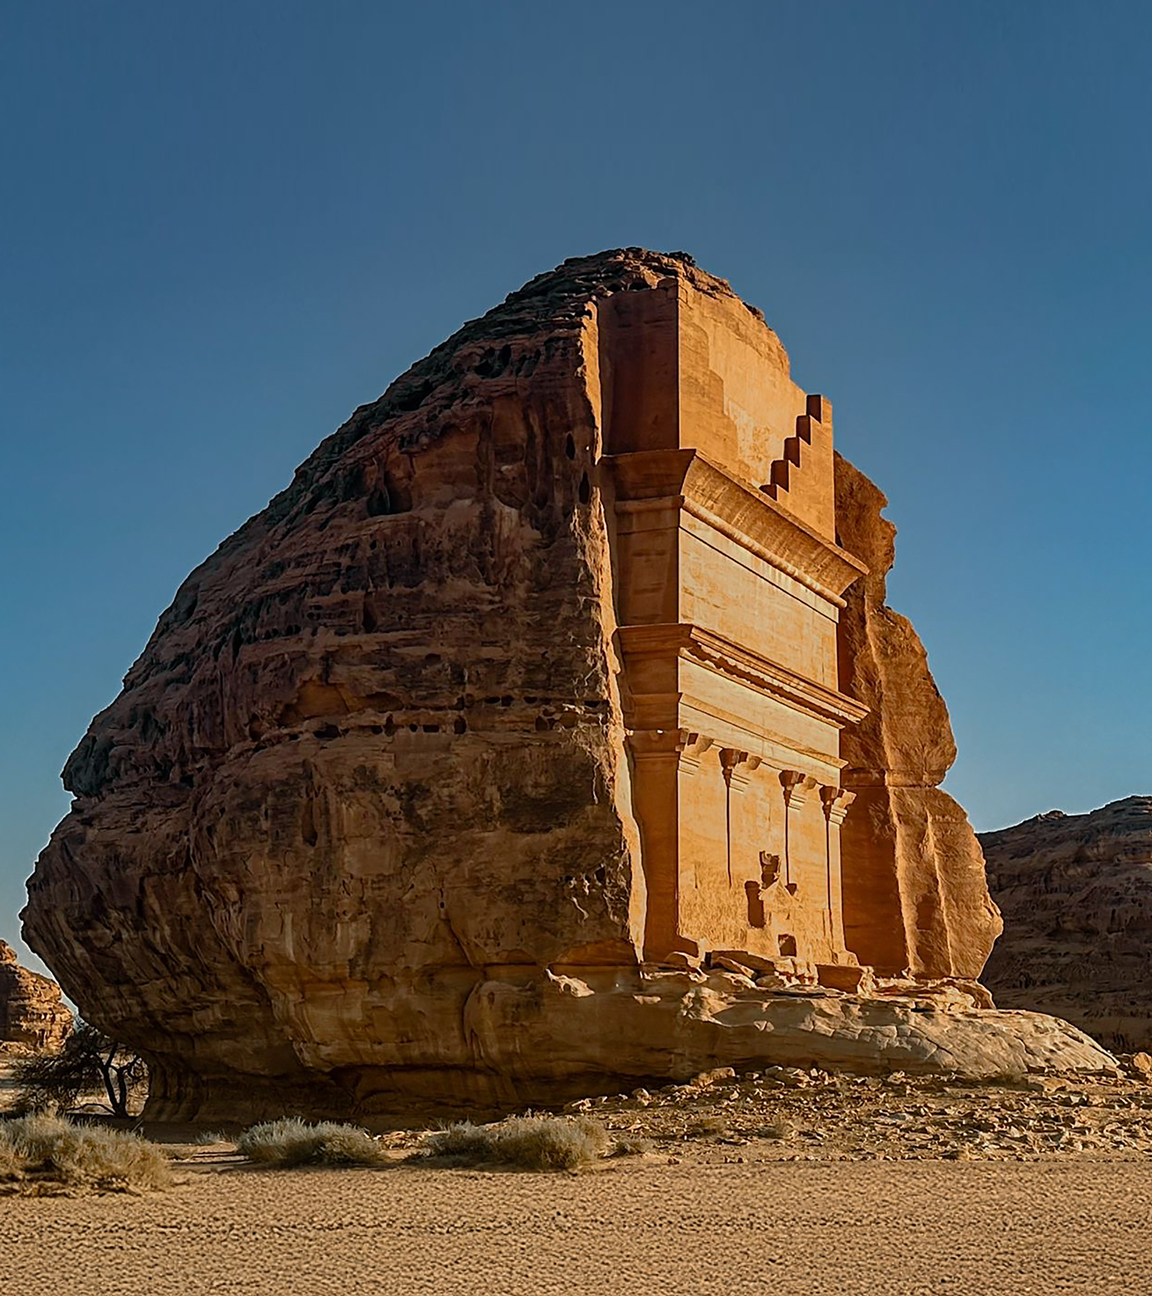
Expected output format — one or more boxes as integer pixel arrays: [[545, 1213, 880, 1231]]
[[11, 1022, 147, 1117]]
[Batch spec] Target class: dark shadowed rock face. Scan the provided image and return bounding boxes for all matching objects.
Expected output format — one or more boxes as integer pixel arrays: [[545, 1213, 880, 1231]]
[[981, 797, 1152, 1052], [0, 941, 71, 1054]]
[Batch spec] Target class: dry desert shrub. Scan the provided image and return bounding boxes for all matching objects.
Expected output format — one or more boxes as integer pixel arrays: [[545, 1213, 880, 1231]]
[[0, 1138, 23, 1182], [236, 1118, 386, 1168], [192, 1129, 228, 1146], [0, 1114, 172, 1194], [756, 1119, 793, 1141], [422, 1114, 610, 1171]]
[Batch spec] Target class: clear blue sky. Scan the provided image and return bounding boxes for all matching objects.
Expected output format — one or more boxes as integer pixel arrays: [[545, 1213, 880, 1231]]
[[3, 2, 1150, 968]]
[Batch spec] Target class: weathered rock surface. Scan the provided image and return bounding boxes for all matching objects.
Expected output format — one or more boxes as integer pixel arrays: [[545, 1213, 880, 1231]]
[[22, 249, 1088, 1121], [981, 797, 1152, 1052], [834, 456, 1003, 980], [0, 940, 71, 1055]]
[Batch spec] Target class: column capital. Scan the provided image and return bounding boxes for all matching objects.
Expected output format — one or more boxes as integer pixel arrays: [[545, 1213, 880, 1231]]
[[820, 785, 856, 824], [780, 769, 818, 809], [719, 747, 762, 794], [627, 728, 715, 774]]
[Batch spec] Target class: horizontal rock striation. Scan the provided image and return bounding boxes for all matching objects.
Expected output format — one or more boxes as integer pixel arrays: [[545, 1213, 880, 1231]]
[[980, 797, 1152, 1052]]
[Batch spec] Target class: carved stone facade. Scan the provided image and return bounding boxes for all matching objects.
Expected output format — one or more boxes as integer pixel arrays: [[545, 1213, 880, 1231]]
[[606, 280, 868, 985]]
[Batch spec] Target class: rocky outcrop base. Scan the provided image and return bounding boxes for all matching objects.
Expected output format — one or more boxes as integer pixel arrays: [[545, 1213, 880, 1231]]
[[141, 968, 1118, 1124]]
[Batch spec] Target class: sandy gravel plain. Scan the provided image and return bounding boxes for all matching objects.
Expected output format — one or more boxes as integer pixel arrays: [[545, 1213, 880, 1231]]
[[3, 1068, 1152, 1295], [2, 1156, 1151, 1296]]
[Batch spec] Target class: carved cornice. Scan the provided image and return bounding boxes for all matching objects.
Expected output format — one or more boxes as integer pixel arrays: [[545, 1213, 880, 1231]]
[[617, 622, 869, 729], [605, 449, 867, 607]]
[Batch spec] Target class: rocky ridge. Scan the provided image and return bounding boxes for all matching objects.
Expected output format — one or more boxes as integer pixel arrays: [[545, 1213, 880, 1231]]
[[981, 797, 1152, 1052]]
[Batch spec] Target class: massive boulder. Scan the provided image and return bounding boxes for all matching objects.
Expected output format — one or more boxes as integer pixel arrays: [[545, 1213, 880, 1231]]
[[0, 940, 71, 1055], [23, 250, 1111, 1122], [980, 797, 1152, 1053]]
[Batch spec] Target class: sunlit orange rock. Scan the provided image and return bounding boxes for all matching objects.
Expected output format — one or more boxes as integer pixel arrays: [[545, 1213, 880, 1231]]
[[0, 940, 71, 1055], [23, 250, 1111, 1120]]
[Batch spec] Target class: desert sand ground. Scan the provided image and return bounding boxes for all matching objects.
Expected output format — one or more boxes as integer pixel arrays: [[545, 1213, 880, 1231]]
[[2, 1156, 1151, 1296], [4, 1066, 1152, 1294]]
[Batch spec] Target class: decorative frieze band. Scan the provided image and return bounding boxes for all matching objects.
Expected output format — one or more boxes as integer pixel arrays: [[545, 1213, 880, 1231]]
[[605, 449, 868, 606], [626, 736, 856, 825]]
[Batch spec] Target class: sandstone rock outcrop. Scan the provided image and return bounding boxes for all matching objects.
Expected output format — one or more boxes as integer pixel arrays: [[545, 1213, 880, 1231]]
[[834, 457, 1004, 978], [22, 250, 1109, 1121], [981, 797, 1152, 1052], [0, 940, 71, 1055]]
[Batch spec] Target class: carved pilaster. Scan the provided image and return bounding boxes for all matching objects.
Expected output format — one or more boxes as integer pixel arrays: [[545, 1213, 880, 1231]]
[[677, 731, 715, 776], [818, 784, 854, 950], [779, 769, 816, 893], [625, 728, 718, 961]]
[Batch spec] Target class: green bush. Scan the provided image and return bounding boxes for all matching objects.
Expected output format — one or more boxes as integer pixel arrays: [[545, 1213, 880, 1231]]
[[422, 1114, 610, 1171], [236, 1118, 386, 1168], [0, 1114, 172, 1194]]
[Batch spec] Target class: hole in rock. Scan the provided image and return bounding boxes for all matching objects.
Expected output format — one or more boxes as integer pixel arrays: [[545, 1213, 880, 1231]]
[[746, 881, 766, 928], [366, 468, 413, 517]]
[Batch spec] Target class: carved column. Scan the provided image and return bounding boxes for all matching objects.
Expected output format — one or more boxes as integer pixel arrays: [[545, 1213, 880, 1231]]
[[820, 785, 856, 951], [718, 748, 761, 885], [627, 729, 713, 959], [779, 770, 818, 891]]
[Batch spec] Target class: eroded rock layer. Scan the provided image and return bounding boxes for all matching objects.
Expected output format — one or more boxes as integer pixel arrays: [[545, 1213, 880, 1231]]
[[0, 941, 71, 1055], [981, 798, 1152, 1052], [23, 250, 1098, 1121]]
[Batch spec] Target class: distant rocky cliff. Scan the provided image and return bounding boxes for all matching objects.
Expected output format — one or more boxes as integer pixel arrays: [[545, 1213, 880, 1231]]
[[981, 797, 1152, 1052], [0, 940, 71, 1054]]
